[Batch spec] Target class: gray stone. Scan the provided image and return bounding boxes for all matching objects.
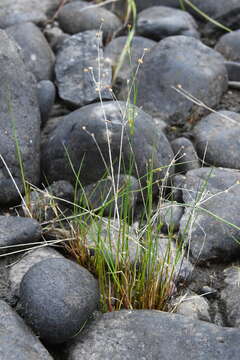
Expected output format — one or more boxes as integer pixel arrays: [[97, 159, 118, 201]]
[[43, 24, 69, 52], [221, 266, 240, 327], [156, 201, 184, 233], [0, 216, 41, 255], [22, 180, 74, 222], [171, 137, 200, 173], [0, 30, 40, 204], [225, 61, 240, 81], [6, 22, 55, 81], [41, 101, 174, 189], [9, 247, 64, 300], [136, 36, 228, 125], [104, 35, 156, 100], [19, 258, 100, 344], [37, 80, 56, 126], [136, 0, 181, 12], [0, 0, 59, 28], [193, 110, 240, 169], [0, 300, 53, 359], [78, 175, 139, 217], [137, 6, 199, 41], [55, 30, 112, 108], [180, 167, 240, 263], [215, 30, 240, 62], [66, 309, 240, 360], [174, 290, 211, 322], [58, 1, 121, 41]]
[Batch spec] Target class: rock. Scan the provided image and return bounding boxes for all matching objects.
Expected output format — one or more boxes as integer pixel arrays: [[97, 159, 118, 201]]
[[136, 0, 181, 12], [221, 266, 240, 327], [0, 30, 41, 204], [58, 1, 121, 41], [78, 175, 139, 217], [19, 258, 100, 344], [55, 30, 112, 108], [37, 80, 56, 126], [9, 247, 64, 301], [225, 61, 240, 81], [174, 290, 211, 322], [171, 137, 200, 173], [86, 218, 140, 265], [0, 0, 59, 28], [0, 300, 53, 359], [169, 174, 186, 203], [136, 36, 228, 125], [137, 6, 199, 41], [22, 180, 74, 222], [215, 30, 240, 62], [193, 110, 240, 169], [41, 101, 174, 189], [0, 216, 41, 255], [104, 0, 128, 19], [0, 256, 10, 303], [66, 309, 240, 359], [180, 167, 240, 263], [6, 22, 55, 81], [43, 24, 69, 52], [156, 201, 183, 233], [104, 36, 156, 100]]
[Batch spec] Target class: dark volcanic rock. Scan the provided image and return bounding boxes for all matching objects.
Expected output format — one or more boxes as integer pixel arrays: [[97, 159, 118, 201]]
[[137, 6, 199, 41], [58, 1, 121, 41], [55, 30, 112, 108], [215, 30, 240, 62], [66, 309, 240, 360], [0, 0, 59, 28], [19, 258, 100, 344], [104, 36, 156, 100], [136, 36, 228, 125], [0, 30, 40, 204], [171, 137, 200, 173], [41, 101, 174, 188], [37, 80, 56, 126], [0, 300, 53, 359], [0, 216, 41, 254], [193, 110, 240, 169], [180, 167, 240, 263], [6, 22, 55, 81]]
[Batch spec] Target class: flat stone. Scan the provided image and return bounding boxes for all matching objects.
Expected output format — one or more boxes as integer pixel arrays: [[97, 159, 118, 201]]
[[55, 30, 112, 107], [19, 258, 100, 344], [0, 30, 40, 204], [66, 309, 240, 359], [136, 36, 228, 125], [137, 6, 199, 41], [0, 300, 53, 359]]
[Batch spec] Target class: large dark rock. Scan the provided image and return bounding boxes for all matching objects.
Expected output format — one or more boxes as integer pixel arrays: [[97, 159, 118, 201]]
[[137, 6, 199, 41], [6, 22, 55, 81], [0, 300, 53, 359], [180, 167, 240, 263], [58, 1, 121, 41], [19, 258, 100, 344], [66, 309, 240, 359], [0, 0, 59, 28], [136, 36, 228, 125], [0, 216, 42, 255], [104, 36, 156, 100], [185, 0, 240, 21], [215, 30, 240, 62], [0, 30, 40, 204], [55, 30, 112, 108], [41, 101, 174, 188], [193, 110, 240, 169]]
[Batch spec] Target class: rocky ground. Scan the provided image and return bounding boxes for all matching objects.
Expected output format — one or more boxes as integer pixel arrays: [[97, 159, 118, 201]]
[[1, 0, 240, 359]]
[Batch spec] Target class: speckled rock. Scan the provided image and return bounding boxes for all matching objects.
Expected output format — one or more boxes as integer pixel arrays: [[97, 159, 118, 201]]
[[0, 300, 53, 359], [55, 30, 112, 108], [174, 290, 211, 322], [136, 36, 228, 125], [137, 6, 199, 40], [19, 258, 99, 344]]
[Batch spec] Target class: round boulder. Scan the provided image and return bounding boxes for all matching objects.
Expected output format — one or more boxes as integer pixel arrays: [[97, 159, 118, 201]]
[[19, 258, 99, 344], [136, 36, 228, 125]]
